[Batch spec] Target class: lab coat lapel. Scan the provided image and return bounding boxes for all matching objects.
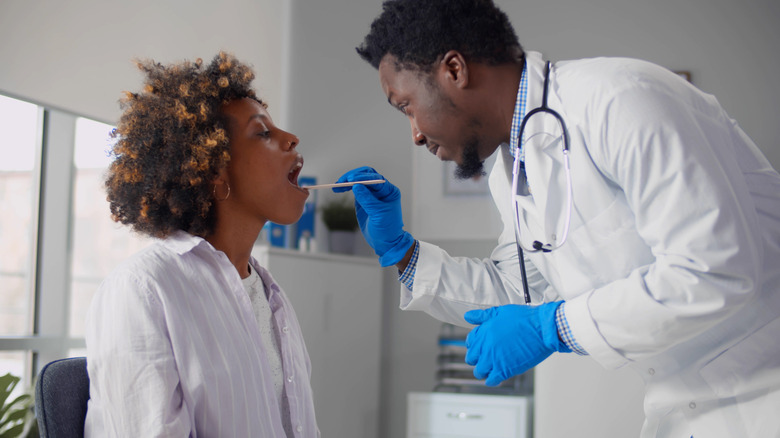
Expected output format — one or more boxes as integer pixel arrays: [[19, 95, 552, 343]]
[[524, 118, 568, 246], [492, 144, 541, 243], [522, 53, 568, 247]]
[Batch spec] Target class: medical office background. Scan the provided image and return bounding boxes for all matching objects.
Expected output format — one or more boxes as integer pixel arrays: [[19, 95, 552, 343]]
[[1, 0, 778, 437]]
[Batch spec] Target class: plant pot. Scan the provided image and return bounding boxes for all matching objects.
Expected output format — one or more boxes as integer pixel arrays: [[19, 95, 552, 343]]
[[329, 230, 356, 255]]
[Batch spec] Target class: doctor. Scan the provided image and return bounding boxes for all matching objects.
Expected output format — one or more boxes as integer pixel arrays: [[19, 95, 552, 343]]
[[335, 0, 780, 437]]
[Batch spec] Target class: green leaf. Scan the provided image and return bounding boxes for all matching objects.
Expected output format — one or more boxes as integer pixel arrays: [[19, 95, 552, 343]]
[[0, 422, 25, 438], [3, 395, 31, 414], [0, 374, 33, 438], [5, 395, 29, 414], [0, 374, 20, 413], [0, 408, 25, 431], [1, 396, 28, 426]]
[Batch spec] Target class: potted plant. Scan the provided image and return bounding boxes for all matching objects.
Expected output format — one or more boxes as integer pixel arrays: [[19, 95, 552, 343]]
[[320, 196, 359, 254], [1, 373, 38, 437]]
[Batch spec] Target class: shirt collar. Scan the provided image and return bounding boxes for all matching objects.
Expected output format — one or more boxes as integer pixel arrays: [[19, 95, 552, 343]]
[[160, 230, 210, 255], [508, 62, 529, 162]]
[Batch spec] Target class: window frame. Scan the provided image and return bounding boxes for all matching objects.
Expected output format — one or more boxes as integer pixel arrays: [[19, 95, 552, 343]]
[[0, 101, 91, 385]]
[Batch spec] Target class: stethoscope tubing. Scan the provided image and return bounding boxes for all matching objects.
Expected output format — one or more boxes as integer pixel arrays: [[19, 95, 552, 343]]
[[513, 60, 574, 303]]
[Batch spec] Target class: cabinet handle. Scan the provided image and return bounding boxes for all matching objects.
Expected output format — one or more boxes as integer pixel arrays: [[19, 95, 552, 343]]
[[447, 412, 484, 420]]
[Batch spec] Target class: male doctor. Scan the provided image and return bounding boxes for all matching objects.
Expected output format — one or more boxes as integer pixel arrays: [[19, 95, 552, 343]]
[[335, 0, 780, 436]]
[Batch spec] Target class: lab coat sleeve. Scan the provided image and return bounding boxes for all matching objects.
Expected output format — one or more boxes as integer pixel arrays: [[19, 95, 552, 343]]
[[399, 238, 555, 328], [399, 145, 557, 327], [564, 75, 764, 367]]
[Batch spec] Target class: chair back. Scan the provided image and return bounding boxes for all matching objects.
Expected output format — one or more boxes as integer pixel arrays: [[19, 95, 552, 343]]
[[35, 357, 90, 438]]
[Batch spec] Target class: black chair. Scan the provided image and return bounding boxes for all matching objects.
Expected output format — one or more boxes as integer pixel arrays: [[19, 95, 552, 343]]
[[35, 357, 90, 438]]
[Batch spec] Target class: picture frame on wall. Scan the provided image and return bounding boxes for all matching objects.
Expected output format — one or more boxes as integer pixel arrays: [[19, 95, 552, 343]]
[[411, 146, 502, 240], [674, 70, 692, 82]]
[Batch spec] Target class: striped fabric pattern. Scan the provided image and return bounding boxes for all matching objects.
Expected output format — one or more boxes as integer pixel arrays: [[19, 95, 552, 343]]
[[85, 231, 319, 437]]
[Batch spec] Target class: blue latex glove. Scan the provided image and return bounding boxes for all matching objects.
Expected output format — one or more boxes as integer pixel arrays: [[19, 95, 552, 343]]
[[333, 167, 415, 267], [464, 302, 571, 386]]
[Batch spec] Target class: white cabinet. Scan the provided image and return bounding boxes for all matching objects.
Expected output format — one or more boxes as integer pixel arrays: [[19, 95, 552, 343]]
[[252, 245, 382, 438], [407, 392, 532, 438]]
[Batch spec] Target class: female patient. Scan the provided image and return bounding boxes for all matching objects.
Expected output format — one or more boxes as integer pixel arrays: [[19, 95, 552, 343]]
[[85, 52, 319, 437]]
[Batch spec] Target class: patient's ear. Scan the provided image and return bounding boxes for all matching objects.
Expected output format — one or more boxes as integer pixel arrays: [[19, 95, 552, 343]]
[[212, 167, 229, 186], [211, 169, 231, 201]]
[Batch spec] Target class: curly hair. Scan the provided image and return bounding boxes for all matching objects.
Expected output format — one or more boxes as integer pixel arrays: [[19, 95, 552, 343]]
[[105, 51, 261, 238], [356, 0, 522, 72]]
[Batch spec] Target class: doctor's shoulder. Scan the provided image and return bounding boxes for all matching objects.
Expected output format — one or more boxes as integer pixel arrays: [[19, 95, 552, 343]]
[[555, 56, 693, 108]]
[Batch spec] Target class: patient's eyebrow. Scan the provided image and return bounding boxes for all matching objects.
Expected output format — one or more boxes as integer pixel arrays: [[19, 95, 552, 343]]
[[249, 114, 269, 122]]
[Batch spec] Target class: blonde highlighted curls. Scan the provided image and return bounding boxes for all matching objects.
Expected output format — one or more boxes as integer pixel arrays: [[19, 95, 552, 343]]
[[105, 51, 262, 238]]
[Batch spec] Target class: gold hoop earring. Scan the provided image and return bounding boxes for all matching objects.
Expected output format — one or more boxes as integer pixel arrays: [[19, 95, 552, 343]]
[[213, 182, 230, 201]]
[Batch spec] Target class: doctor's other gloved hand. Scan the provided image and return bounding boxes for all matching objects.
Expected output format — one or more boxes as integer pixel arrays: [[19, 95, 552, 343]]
[[334, 167, 415, 267], [464, 302, 571, 386]]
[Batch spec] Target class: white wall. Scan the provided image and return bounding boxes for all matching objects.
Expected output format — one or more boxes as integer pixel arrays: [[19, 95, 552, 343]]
[[0, 0, 289, 125], [283, 0, 415, 216]]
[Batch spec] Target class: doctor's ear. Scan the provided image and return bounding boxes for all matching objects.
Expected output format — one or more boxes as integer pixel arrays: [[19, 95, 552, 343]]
[[439, 50, 469, 89]]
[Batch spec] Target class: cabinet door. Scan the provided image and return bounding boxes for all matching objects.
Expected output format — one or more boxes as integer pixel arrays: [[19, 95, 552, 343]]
[[255, 247, 383, 438], [407, 392, 531, 438]]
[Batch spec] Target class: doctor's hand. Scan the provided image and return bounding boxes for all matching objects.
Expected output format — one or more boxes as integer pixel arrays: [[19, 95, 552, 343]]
[[334, 167, 414, 267], [464, 302, 571, 386]]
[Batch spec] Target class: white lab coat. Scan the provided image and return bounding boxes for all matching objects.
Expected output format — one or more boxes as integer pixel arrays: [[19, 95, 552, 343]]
[[402, 51, 780, 437]]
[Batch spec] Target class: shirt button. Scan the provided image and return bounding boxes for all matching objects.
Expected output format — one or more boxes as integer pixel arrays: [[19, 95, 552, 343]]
[[296, 425, 303, 432], [648, 368, 655, 375], [287, 376, 294, 382], [282, 326, 289, 333], [689, 401, 696, 409]]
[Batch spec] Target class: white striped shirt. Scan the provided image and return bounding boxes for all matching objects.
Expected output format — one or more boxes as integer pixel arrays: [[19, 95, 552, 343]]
[[85, 231, 319, 437]]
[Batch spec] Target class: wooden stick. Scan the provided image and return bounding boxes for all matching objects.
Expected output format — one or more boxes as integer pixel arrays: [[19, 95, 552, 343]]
[[301, 179, 385, 190]]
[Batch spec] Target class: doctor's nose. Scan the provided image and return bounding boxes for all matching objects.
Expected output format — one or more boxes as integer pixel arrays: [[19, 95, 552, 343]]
[[411, 124, 427, 146]]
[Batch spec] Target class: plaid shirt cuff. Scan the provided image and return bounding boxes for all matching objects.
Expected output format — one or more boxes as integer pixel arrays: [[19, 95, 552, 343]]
[[555, 302, 588, 355], [397, 240, 419, 290]]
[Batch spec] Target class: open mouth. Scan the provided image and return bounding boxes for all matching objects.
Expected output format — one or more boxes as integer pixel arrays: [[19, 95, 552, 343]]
[[428, 144, 440, 157], [288, 155, 304, 187]]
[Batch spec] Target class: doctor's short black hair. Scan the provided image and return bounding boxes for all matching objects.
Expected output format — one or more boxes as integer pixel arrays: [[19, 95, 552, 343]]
[[356, 0, 523, 72], [105, 51, 261, 239]]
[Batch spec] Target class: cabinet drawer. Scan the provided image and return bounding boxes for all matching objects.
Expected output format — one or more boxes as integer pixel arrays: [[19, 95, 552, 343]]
[[407, 392, 530, 438]]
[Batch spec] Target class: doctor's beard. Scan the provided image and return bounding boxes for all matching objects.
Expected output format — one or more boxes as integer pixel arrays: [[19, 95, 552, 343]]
[[454, 139, 486, 180]]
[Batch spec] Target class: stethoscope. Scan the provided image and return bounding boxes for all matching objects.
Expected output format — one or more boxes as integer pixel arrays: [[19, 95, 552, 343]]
[[511, 61, 573, 304]]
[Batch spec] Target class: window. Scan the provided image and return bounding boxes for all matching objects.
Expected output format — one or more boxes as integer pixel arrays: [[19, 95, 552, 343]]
[[0, 95, 149, 394], [0, 95, 41, 338], [69, 118, 149, 337], [0, 95, 42, 396]]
